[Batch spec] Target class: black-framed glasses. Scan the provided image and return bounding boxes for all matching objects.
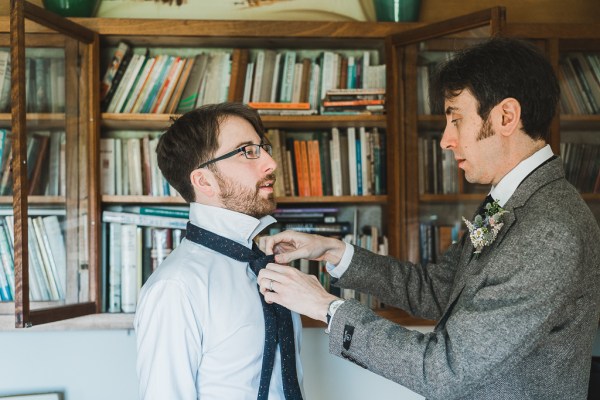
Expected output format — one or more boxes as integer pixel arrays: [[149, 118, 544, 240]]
[[198, 143, 273, 169]]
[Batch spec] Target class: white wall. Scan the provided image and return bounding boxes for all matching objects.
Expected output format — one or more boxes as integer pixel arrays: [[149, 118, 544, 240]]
[[0, 327, 424, 400], [1, 327, 599, 400]]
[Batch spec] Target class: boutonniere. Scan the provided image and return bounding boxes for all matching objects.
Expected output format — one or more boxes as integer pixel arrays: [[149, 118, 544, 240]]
[[462, 200, 508, 256]]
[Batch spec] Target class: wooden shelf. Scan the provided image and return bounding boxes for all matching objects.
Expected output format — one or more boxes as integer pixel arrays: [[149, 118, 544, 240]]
[[0, 196, 66, 205], [560, 114, 600, 130], [101, 195, 388, 205], [0, 308, 434, 331], [0, 112, 66, 129], [101, 113, 387, 130]]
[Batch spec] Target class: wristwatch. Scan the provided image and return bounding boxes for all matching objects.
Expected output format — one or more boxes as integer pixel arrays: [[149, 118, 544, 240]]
[[326, 299, 345, 325]]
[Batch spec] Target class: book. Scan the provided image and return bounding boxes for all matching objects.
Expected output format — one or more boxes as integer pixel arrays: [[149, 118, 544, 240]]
[[33, 217, 64, 299], [108, 50, 148, 114], [106, 52, 141, 113], [279, 51, 297, 102], [330, 128, 343, 196], [120, 224, 140, 313], [0, 220, 14, 301], [140, 207, 189, 219], [42, 215, 67, 300], [248, 102, 311, 110], [165, 56, 194, 114], [99, 138, 116, 195], [152, 56, 185, 114], [307, 139, 323, 196], [177, 53, 209, 113], [283, 222, 351, 235], [102, 210, 188, 230], [107, 222, 122, 313], [122, 56, 156, 114], [101, 41, 133, 111]]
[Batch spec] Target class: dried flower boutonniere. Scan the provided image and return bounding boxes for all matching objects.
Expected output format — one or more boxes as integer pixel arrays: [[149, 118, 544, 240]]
[[462, 200, 508, 257]]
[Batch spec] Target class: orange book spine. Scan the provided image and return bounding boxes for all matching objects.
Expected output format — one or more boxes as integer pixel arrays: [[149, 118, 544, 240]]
[[322, 99, 385, 107], [248, 102, 311, 110], [308, 140, 323, 196]]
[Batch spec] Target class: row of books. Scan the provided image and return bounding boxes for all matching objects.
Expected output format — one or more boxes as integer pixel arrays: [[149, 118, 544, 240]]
[[0, 214, 67, 302], [418, 135, 459, 195], [559, 52, 600, 115], [265, 127, 387, 198], [101, 206, 188, 312], [0, 50, 66, 114], [102, 221, 184, 313], [100, 135, 177, 197], [0, 129, 66, 197], [100, 41, 386, 116], [419, 218, 463, 266], [242, 49, 385, 115], [100, 41, 232, 114], [561, 141, 600, 193], [101, 205, 369, 312]]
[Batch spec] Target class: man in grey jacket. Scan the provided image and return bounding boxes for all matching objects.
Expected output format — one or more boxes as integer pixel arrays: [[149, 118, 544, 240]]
[[257, 37, 600, 399]]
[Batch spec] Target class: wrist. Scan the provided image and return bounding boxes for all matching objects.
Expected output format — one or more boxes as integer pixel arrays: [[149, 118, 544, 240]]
[[324, 237, 345, 265], [325, 298, 345, 333]]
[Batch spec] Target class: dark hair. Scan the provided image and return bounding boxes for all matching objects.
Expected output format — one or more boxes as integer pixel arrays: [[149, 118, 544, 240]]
[[156, 102, 266, 203], [430, 37, 560, 141]]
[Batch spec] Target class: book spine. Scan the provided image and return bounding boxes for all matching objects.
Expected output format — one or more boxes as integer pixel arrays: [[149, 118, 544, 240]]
[[120, 224, 140, 313], [102, 210, 188, 230]]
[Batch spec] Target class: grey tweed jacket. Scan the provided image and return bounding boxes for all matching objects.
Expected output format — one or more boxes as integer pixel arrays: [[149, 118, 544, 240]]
[[329, 157, 600, 399]]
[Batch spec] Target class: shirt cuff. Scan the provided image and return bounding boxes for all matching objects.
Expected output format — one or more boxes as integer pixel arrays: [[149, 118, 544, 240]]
[[326, 241, 354, 279]]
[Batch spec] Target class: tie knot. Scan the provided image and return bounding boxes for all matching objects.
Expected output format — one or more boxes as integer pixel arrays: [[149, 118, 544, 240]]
[[249, 252, 275, 275]]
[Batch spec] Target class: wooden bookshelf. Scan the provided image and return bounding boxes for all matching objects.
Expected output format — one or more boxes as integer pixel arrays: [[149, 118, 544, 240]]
[[1, 4, 599, 328]]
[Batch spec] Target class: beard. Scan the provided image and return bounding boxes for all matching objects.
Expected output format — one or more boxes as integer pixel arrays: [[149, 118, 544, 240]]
[[476, 116, 495, 141], [213, 171, 277, 218]]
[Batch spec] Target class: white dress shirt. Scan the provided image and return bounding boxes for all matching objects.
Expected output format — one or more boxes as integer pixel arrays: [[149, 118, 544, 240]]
[[134, 203, 303, 400], [328, 144, 555, 277]]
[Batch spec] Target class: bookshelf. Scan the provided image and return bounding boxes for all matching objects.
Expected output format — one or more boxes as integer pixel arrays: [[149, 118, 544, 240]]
[[0, 1, 100, 328], [0, 3, 598, 329], [394, 12, 600, 266]]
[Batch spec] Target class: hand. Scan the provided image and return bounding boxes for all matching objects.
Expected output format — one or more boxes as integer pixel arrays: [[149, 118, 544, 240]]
[[258, 230, 346, 265], [258, 263, 339, 322]]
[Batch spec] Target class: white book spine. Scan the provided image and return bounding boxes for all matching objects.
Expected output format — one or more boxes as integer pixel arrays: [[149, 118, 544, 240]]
[[330, 127, 343, 196], [347, 127, 358, 195], [120, 224, 139, 313], [99, 138, 116, 195]]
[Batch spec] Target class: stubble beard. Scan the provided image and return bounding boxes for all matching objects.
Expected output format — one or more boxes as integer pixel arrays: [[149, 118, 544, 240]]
[[214, 171, 277, 218], [464, 116, 495, 183]]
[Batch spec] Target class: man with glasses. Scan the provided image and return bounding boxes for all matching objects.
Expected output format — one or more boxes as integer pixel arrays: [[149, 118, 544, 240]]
[[134, 102, 304, 400]]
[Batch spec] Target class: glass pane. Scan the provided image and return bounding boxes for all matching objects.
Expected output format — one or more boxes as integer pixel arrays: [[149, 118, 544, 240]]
[[0, 35, 13, 314], [27, 32, 91, 314], [400, 22, 501, 264], [6, 3, 98, 326]]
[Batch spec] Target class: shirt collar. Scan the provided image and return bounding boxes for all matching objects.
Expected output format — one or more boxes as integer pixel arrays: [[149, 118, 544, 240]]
[[490, 144, 554, 207], [188, 203, 276, 248]]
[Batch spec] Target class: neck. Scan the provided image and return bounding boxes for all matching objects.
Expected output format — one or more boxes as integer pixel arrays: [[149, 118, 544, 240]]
[[493, 137, 546, 186]]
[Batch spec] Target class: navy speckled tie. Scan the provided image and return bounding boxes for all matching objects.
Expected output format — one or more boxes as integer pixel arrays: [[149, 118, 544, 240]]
[[185, 222, 303, 400]]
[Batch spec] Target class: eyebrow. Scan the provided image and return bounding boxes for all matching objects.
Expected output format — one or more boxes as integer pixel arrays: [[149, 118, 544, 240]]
[[445, 106, 458, 115], [230, 140, 255, 150]]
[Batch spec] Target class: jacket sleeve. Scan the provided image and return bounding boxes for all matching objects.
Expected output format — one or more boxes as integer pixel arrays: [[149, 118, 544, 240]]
[[335, 236, 466, 320]]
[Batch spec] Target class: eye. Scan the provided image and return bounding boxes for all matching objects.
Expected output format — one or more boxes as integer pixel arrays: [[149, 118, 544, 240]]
[[243, 145, 260, 158], [451, 118, 460, 127]]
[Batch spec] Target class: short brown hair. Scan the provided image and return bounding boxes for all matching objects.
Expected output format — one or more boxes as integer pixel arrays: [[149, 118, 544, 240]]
[[156, 103, 266, 203]]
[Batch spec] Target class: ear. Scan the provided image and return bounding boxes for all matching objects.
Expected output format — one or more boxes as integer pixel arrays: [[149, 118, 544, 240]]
[[496, 97, 521, 137], [190, 168, 216, 198]]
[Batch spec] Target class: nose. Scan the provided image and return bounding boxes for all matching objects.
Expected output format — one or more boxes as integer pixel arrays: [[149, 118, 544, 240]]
[[440, 123, 456, 150], [261, 147, 277, 173]]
